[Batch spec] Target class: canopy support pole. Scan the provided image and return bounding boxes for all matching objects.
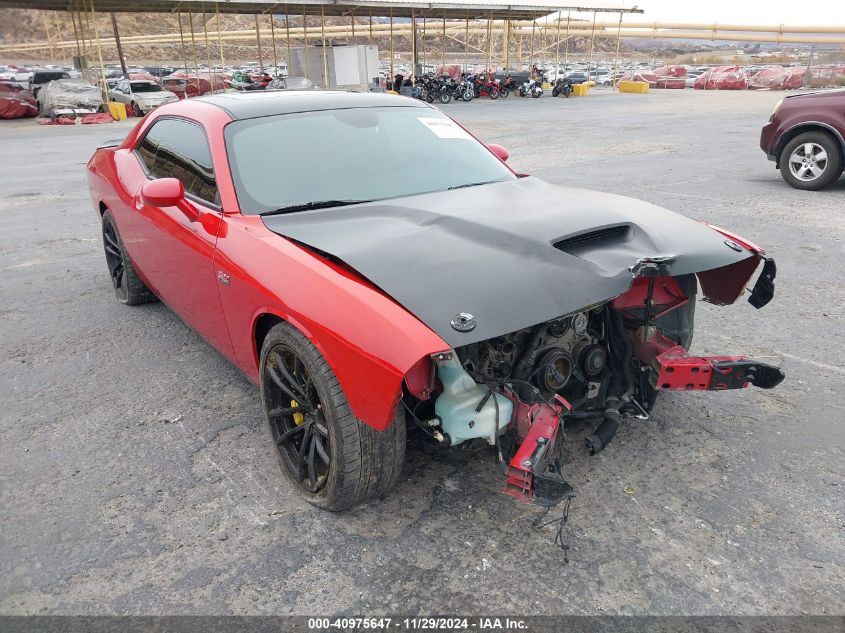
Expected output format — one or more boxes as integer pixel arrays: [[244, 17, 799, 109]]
[[555, 11, 561, 74], [70, 8, 81, 59], [503, 14, 511, 71], [216, 3, 225, 74], [177, 12, 189, 90], [612, 11, 622, 92], [42, 13, 54, 61], [284, 5, 292, 72], [320, 5, 328, 89], [442, 11, 446, 68], [410, 9, 416, 82], [389, 9, 394, 83], [486, 14, 492, 72], [421, 15, 426, 69], [202, 4, 214, 89], [302, 6, 308, 80], [255, 14, 263, 72], [464, 13, 468, 73], [587, 11, 597, 84], [270, 12, 278, 73], [110, 13, 128, 78], [87, 0, 108, 104], [563, 11, 570, 74], [529, 20, 535, 70]]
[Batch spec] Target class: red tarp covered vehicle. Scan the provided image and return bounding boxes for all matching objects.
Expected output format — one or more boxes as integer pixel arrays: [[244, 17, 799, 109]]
[[652, 65, 687, 89], [129, 72, 159, 83], [617, 70, 657, 87], [694, 65, 748, 90], [0, 82, 38, 118], [436, 64, 463, 81], [748, 66, 806, 90], [163, 71, 225, 98], [653, 65, 686, 78]]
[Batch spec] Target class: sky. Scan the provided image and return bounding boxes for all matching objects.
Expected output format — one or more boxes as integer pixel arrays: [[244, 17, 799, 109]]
[[598, 0, 845, 26]]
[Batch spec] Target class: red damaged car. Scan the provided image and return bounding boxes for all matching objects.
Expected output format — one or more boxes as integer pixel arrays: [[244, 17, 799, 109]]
[[88, 92, 783, 511]]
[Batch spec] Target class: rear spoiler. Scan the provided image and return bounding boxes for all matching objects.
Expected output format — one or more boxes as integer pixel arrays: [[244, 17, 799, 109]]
[[97, 139, 122, 150]]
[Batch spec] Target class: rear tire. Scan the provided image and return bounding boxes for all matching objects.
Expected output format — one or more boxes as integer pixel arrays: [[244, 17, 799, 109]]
[[779, 131, 843, 191], [260, 322, 406, 511], [101, 209, 157, 306]]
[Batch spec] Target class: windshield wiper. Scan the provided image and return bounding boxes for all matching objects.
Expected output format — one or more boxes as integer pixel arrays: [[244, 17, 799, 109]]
[[446, 180, 496, 191], [260, 199, 371, 216]]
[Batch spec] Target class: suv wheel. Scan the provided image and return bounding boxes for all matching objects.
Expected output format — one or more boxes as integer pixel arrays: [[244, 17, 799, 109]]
[[779, 131, 843, 191]]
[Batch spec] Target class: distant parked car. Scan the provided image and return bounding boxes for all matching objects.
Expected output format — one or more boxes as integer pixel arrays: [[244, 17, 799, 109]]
[[760, 89, 845, 190], [30, 69, 70, 97], [565, 72, 589, 84], [110, 79, 179, 116]]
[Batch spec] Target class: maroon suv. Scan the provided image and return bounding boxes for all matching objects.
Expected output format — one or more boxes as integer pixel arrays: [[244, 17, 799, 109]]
[[760, 89, 845, 190]]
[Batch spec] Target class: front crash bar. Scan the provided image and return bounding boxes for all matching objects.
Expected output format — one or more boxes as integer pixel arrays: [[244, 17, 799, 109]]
[[652, 348, 785, 391], [505, 399, 572, 505]]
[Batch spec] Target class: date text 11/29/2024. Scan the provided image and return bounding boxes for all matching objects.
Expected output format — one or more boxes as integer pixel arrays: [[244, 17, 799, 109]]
[[307, 618, 528, 631]]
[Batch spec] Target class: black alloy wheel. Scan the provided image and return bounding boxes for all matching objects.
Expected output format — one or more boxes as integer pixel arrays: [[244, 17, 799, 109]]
[[259, 322, 406, 511], [264, 344, 331, 494], [102, 213, 127, 303], [101, 209, 157, 306]]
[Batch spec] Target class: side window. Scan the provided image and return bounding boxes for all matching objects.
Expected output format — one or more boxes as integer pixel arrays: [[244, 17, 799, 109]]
[[136, 118, 219, 206]]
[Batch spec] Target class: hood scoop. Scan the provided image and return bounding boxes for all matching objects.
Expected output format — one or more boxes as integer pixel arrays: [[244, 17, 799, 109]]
[[554, 225, 631, 255]]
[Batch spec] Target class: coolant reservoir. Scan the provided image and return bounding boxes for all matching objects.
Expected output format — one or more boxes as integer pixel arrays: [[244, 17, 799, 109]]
[[434, 355, 513, 446]]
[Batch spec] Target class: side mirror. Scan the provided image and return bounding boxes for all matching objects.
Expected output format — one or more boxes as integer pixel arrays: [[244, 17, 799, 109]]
[[488, 143, 509, 162], [140, 178, 198, 221]]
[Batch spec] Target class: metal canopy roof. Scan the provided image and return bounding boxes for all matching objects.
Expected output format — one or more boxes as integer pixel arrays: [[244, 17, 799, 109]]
[[0, 0, 643, 19]]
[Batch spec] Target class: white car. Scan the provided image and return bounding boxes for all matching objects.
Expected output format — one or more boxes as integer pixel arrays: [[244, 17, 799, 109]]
[[109, 79, 179, 116]]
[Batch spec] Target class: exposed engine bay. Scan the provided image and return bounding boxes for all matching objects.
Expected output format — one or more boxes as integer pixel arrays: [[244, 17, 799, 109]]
[[402, 270, 785, 507]]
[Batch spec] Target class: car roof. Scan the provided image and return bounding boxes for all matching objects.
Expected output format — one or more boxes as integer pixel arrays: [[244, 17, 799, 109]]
[[193, 90, 427, 120]]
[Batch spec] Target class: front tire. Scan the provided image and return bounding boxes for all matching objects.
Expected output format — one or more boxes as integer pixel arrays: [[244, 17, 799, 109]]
[[260, 322, 406, 511], [131, 101, 143, 117], [779, 131, 843, 191], [438, 92, 451, 105], [101, 209, 157, 306]]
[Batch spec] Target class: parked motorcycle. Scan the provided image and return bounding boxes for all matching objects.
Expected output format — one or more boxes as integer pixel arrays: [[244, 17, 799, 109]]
[[552, 77, 573, 98], [472, 73, 499, 99], [518, 76, 543, 98], [455, 75, 474, 102]]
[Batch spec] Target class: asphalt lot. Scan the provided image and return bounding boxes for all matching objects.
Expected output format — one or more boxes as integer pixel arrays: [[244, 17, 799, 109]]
[[0, 88, 843, 616]]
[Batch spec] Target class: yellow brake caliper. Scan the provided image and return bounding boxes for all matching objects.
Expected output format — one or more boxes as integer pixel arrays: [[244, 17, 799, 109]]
[[291, 400, 305, 426]]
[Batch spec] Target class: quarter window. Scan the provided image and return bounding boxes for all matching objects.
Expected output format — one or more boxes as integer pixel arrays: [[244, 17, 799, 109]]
[[136, 118, 219, 206]]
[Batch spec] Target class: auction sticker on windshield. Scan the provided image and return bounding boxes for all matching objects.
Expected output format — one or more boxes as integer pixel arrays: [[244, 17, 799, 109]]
[[417, 117, 473, 140]]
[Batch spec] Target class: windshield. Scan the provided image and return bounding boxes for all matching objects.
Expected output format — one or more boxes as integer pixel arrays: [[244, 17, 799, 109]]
[[225, 106, 515, 214], [131, 82, 163, 93]]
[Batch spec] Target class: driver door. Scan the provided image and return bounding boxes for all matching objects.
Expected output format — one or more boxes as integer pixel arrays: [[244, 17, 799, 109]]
[[129, 117, 235, 362]]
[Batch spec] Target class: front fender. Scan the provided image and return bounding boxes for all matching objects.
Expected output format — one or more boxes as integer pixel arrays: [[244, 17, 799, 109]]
[[215, 215, 449, 431]]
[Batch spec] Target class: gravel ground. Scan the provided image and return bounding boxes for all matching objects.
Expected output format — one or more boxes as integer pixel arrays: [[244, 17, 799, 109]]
[[0, 88, 842, 616]]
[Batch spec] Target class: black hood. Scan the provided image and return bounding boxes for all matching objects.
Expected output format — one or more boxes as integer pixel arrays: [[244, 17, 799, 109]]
[[262, 177, 752, 347]]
